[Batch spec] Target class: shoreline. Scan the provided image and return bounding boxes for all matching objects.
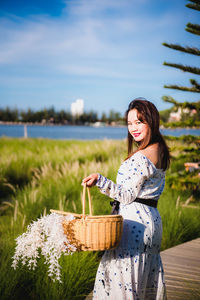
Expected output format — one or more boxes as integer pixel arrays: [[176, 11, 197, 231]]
[[0, 121, 199, 130], [0, 121, 126, 128]]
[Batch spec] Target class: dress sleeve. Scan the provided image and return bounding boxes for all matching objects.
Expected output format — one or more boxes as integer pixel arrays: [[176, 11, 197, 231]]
[[95, 154, 154, 205]]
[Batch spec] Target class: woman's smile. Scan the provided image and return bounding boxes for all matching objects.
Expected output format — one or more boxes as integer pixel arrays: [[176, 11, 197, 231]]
[[132, 132, 141, 138]]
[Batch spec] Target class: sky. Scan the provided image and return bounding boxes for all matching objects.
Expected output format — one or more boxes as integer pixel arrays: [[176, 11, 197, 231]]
[[0, 0, 199, 116]]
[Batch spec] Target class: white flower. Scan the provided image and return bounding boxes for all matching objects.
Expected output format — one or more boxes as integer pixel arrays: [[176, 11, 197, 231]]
[[12, 213, 77, 282]]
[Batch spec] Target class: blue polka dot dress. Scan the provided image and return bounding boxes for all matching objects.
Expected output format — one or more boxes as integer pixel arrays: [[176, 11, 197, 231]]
[[93, 151, 167, 300]]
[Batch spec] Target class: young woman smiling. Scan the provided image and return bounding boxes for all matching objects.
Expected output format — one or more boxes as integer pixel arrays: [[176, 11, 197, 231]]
[[82, 98, 170, 300]]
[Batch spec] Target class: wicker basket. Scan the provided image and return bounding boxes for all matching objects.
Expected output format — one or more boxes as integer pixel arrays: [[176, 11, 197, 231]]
[[50, 184, 123, 251]]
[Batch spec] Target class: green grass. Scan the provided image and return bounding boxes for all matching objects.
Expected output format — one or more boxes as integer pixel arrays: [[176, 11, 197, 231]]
[[158, 188, 200, 250], [0, 136, 200, 299]]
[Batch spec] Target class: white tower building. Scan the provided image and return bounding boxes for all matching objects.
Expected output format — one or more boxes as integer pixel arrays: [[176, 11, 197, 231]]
[[71, 99, 84, 117]]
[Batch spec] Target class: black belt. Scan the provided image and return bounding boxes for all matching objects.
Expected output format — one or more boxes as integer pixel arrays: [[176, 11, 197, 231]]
[[110, 198, 157, 215], [135, 198, 157, 208]]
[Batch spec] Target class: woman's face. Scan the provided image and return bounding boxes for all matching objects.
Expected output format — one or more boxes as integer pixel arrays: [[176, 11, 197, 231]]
[[127, 109, 150, 142]]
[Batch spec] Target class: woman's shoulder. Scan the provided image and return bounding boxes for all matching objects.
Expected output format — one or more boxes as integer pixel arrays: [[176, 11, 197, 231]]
[[137, 143, 162, 169]]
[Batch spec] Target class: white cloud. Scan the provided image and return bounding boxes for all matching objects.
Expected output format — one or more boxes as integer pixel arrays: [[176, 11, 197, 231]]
[[0, 1, 189, 68]]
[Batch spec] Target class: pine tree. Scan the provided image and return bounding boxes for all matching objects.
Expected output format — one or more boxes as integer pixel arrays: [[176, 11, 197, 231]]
[[162, 0, 200, 95]]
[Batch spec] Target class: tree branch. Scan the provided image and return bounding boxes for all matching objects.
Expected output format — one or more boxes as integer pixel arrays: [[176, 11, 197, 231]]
[[162, 42, 200, 55], [163, 62, 200, 75], [164, 84, 200, 93], [186, 3, 200, 11]]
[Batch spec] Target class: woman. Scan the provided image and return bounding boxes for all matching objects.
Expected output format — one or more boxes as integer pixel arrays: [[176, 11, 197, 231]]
[[82, 98, 170, 300]]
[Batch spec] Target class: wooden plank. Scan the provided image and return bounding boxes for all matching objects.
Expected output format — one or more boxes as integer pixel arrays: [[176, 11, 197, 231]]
[[164, 264, 200, 274], [162, 257, 200, 269], [163, 262, 200, 273], [161, 238, 200, 300], [165, 276, 200, 285], [165, 271, 200, 281], [163, 248, 200, 258]]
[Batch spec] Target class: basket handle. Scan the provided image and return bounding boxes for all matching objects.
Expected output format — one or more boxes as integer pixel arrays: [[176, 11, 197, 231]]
[[82, 183, 93, 217]]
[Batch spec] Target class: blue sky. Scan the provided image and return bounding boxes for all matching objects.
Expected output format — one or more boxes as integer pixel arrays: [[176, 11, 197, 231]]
[[0, 0, 199, 115]]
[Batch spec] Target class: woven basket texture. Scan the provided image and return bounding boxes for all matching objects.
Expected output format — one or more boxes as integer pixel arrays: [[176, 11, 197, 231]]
[[51, 184, 123, 251], [63, 214, 123, 251]]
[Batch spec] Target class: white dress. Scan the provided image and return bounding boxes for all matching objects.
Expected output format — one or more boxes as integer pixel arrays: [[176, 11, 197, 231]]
[[93, 151, 167, 300]]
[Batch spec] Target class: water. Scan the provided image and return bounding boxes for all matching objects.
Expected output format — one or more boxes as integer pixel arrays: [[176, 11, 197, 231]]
[[0, 124, 200, 140]]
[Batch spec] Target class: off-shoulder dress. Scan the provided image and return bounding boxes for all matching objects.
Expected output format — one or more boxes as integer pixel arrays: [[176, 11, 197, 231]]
[[93, 151, 167, 300]]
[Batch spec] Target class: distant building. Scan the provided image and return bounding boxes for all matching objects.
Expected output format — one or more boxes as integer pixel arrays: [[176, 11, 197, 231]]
[[168, 107, 182, 122], [71, 99, 84, 117], [168, 107, 196, 122]]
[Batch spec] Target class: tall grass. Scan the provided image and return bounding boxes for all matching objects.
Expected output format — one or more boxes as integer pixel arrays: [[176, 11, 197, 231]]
[[158, 189, 200, 250], [0, 137, 199, 299]]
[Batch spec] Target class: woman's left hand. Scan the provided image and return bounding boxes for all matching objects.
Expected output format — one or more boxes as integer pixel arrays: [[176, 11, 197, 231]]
[[82, 173, 98, 187]]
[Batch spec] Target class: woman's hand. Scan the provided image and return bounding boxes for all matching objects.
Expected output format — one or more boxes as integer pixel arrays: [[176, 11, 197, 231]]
[[82, 173, 99, 187]]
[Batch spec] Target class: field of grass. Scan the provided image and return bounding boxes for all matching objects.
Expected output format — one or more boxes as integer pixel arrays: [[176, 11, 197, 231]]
[[0, 136, 200, 299]]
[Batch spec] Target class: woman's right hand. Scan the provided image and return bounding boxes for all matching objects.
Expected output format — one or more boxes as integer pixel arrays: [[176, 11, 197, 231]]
[[82, 173, 99, 187]]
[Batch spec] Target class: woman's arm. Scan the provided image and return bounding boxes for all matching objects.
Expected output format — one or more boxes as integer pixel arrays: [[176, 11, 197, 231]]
[[82, 154, 154, 205]]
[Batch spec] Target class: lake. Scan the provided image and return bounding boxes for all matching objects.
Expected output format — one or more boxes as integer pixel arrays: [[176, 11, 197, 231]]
[[0, 124, 200, 140]]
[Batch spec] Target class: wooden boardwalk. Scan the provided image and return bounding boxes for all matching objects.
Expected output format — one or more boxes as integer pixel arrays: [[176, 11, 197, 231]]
[[86, 238, 200, 299], [161, 238, 200, 300]]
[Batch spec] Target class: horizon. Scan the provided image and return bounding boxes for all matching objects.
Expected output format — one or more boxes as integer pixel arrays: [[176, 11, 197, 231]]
[[0, 0, 199, 115], [0, 102, 174, 115]]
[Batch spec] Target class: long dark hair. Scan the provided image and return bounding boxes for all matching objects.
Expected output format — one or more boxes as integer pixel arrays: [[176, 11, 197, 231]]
[[125, 98, 170, 170]]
